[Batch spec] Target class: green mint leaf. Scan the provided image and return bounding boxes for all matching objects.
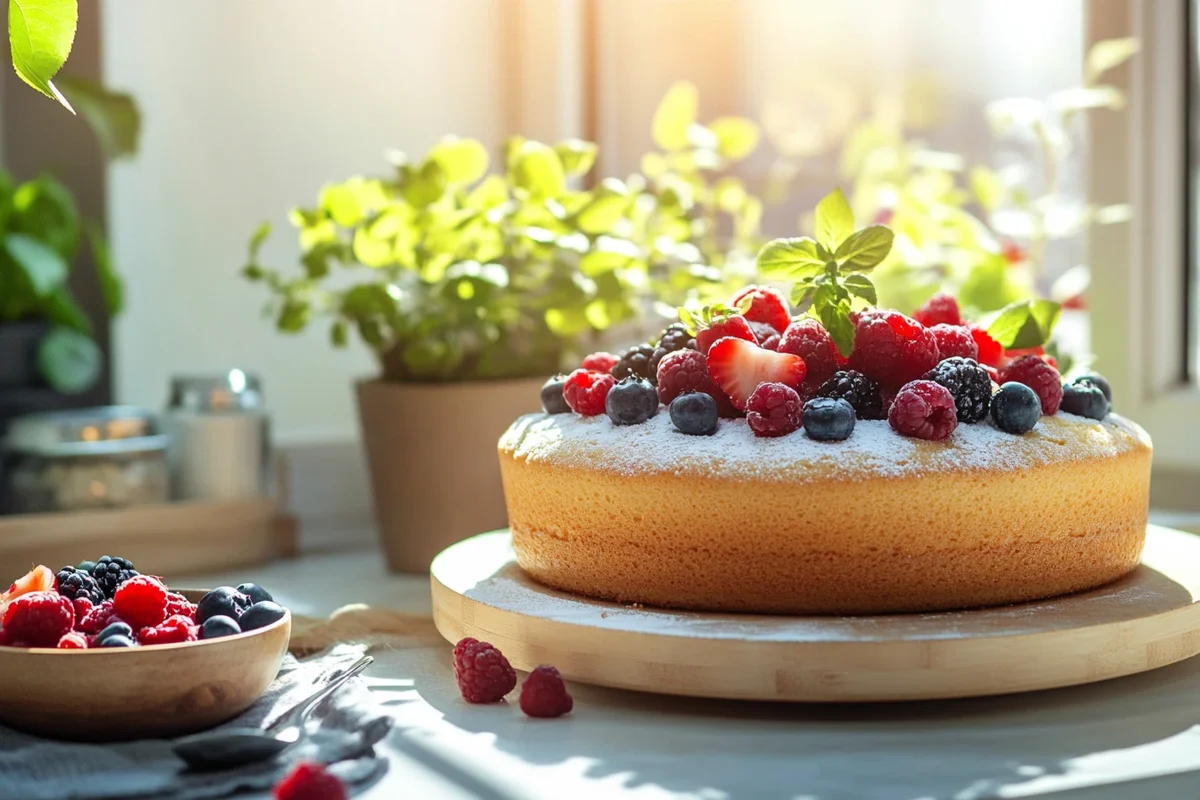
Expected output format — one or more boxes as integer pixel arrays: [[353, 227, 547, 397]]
[[818, 303, 855, 357], [791, 284, 816, 307], [842, 274, 877, 305], [811, 282, 836, 310], [985, 299, 1062, 349], [814, 188, 854, 250], [834, 225, 893, 272], [756, 237, 824, 279]]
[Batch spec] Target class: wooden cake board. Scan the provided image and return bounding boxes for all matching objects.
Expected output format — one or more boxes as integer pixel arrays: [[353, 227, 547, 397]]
[[430, 525, 1200, 702]]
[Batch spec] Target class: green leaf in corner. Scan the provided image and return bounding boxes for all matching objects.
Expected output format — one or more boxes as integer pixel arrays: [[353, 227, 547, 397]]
[[756, 237, 825, 279], [814, 188, 854, 250], [56, 76, 140, 158], [986, 299, 1062, 349], [833, 225, 893, 272], [652, 81, 698, 151], [8, 0, 78, 111], [37, 326, 101, 394], [842, 274, 877, 305], [818, 302, 855, 357]]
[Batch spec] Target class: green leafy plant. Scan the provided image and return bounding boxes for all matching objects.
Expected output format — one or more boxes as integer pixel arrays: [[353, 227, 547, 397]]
[[0, 169, 121, 392], [8, 0, 76, 110]]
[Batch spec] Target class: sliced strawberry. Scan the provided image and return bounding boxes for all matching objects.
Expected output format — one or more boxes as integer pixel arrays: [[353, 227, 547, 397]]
[[731, 286, 791, 334], [0, 565, 55, 620], [705, 337, 807, 410], [969, 325, 1005, 368], [694, 315, 755, 355]]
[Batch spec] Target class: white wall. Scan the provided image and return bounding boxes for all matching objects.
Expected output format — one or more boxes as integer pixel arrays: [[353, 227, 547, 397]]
[[101, 0, 507, 443]]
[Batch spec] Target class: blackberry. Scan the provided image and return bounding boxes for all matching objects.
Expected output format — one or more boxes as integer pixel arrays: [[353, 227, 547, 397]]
[[649, 323, 695, 377], [55, 566, 105, 605], [747, 320, 778, 345], [815, 370, 884, 420], [922, 357, 992, 423], [89, 556, 139, 599], [612, 343, 657, 384]]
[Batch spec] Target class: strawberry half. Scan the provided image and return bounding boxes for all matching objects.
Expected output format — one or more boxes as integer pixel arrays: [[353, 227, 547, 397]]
[[694, 314, 756, 355], [706, 337, 807, 410]]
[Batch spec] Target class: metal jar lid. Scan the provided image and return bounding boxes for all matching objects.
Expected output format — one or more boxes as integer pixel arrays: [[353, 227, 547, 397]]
[[3, 406, 168, 458], [168, 369, 264, 413]]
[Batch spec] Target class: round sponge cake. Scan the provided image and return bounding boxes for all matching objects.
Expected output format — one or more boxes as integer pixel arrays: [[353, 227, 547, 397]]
[[498, 411, 1152, 614]]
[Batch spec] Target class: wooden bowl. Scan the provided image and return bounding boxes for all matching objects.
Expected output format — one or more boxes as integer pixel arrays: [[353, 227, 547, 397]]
[[0, 590, 291, 741]]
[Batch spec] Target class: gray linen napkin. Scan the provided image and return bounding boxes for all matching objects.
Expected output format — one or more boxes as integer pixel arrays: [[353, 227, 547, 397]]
[[0, 644, 392, 800]]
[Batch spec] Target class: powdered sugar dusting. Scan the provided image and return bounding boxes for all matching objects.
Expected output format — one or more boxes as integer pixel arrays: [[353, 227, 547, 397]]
[[499, 410, 1150, 483]]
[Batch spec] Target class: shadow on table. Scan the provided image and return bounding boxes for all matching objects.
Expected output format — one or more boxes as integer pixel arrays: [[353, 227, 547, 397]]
[[411, 652, 1200, 800]]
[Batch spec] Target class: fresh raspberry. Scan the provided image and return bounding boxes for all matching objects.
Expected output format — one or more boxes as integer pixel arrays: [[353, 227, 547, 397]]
[[72, 597, 94, 626], [694, 314, 756, 355], [113, 576, 169, 629], [815, 370, 884, 420], [274, 761, 347, 800], [655, 349, 738, 417], [562, 369, 616, 416], [848, 310, 939, 390], [0, 629, 27, 647], [453, 637, 517, 703], [581, 351, 619, 373], [745, 382, 803, 438], [79, 599, 120, 634], [778, 318, 840, 388], [1, 591, 74, 647], [969, 325, 1005, 368], [1000, 355, 1063, 415], [164, 593, 198, 621], [1004, 347, 1059, 370], [731, 285, 792, 333], [912, 293, 962, 327], [759, 333, 781, 351], [57, 631, 89, 649], [706, 337, 807, 410], [929, 324, 978, 362], [888, 380, 958, 440], [138, 614, 199, 646], [519, 665, 574, 718]]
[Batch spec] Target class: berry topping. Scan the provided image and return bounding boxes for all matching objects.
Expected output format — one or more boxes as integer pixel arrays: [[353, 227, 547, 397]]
[[71, 597, 93, 625], [928, 324, 979, 362], [54, 566, 105, 605], [164, 592, 198, 621], [1, 565, 55, 607], [801, 397, 856, 441], [815, 370, 885, 420], [88, 556, 139, 600], [238, 583, 274, 604], [2, 591, 74, 647], [562, 369, 616, 416], [777, 319, 840, 389], [1000, 354, 1063, 415], [655, 348, 737, 416], [969, 325, 1005, 368], [519, 665, 574, 718], [581, 351, 620, 373], [650, 322, 696, 376], [921, 357, 993, 424], [1073, 374, 1113, 409], [731, 285, 792, 333], [113, 576, 169, 629], [693, 313, 756, 355], [138, 614, 199, 646], [79, 599, 119, 635], [758, 333, 781, 351], [274, 761, 347, 800], [611, 343, 657, 384], [57, 631, 88, 649], [97, 621, 134, 644], [605, 377, 660, 426], [196, 586, 251, 623], [745, 382, 804, 438], [848, 310, 940, 389], [540, 376, 571, 415], [239, 601, 288, 631], [888, 380, 959, 440], [912, 292, 962, 327], [981, 364, 1001, 384], [200, 616, 242, 639], [748, 320, 781, 346], [990, 382, 1042, 434], [453, 637, 517, 704], [669, 392, 720, 436], [706, 337, 807, 411], [100, 635, 134, 648], [1060, 382, 1109, 421]]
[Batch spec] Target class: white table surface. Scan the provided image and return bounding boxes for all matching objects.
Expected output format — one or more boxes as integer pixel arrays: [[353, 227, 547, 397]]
[[178, 549, 1200, 800]]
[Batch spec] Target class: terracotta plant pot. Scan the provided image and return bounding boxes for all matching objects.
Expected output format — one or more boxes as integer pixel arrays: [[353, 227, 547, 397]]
[[356, 377, 542, 573]]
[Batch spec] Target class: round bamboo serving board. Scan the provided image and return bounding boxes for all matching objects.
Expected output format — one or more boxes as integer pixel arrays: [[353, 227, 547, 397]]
[[431, 525, 1200, 702]]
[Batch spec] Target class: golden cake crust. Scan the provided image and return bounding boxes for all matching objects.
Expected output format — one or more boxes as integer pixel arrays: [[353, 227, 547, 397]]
[[498, 412, 1153, 614]]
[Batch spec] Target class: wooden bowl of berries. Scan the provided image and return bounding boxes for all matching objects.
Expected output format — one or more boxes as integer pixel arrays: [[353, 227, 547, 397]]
[[0, 557, 291, 741]]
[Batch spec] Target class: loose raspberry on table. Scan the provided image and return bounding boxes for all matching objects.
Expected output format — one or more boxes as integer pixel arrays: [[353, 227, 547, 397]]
[[581, 351, 619, 373], [1000, 354, 1063, 415], [694, 313, 756, 355], [745, 382, 803, 438], [655, 349, 737, 417], [79, 599, 120, 634], [138, 614, 200, 646], [731, 285, 792, 333], [519, 665, 574, 718], [912, 292, 963, 327], [57, 631, 89, 649], [929, 324, 979, 362], [969, 325, 1005, 368], [922, 357, 993, 424], [164, 593, 198, 621], [848, 310, 939, 389], [453, 637, 517, 703], [888, 380, 959, 440], [1, 591, 74, 647], [611, 343, 657, 384], [815, 370, 885, 420], [778, 319, 840, 389], [274, 761, 347, 800], [562, 369, 616, 416], [113, 576, 169, 630]]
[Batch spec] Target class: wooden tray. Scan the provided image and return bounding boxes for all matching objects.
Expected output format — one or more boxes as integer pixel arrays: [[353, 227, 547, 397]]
[[431, 525, 1200, 702]]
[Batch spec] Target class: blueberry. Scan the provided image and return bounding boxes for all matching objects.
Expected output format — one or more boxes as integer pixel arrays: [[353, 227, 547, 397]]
[[196, 587, 249, 623], [200, 615, 242, 639], [540, 376, 571, 414], [669, 392, 719, 436], [991, 382, 1042, 434], [100, 635, 134, 648], [97, 622, 133, 643], [1061, 382, 1108, 421], [802, 397, 856, 441], [604, 377, 659, 426], [238, 601, 287, 631], [237, 583, 273, 605], [1073, 374, 1113, 411]]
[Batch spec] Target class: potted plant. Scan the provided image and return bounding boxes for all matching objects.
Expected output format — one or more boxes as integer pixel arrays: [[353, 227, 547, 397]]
[[243, 86, 763, 571]]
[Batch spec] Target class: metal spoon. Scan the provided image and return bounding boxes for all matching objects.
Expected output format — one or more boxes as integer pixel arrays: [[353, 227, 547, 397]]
[[173, 654, 374, 770]]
